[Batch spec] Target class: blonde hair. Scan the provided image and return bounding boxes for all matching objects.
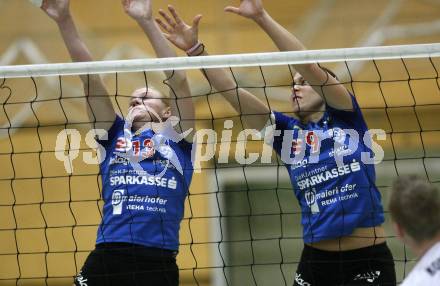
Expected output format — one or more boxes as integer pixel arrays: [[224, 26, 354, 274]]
[[133, 86, 170, 107]]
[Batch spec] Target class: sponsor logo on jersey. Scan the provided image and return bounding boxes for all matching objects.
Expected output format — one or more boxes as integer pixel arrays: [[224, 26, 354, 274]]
[[296, 160, 361, 190], [111, 189, 125, 215], [110, 190, 169, 215], [110, 175, 177, 190], [304, 188, 320, 214], [328, 127, 346, 144]]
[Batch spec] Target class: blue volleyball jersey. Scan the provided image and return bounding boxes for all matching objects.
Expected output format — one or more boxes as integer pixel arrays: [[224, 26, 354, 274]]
[[272, 95, 384, 243], [96, 116, 193, 250]]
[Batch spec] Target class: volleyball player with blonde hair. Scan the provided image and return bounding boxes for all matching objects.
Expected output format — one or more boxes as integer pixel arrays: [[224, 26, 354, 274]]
[[156, 0, 396, 285], [40, 0, 195, 285]]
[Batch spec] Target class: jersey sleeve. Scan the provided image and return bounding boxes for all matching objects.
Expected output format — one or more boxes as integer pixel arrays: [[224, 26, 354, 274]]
[[96, 115, 125, 149], [261, 110, 294, 135], [177, 139, 193, 158], [326, 93, 368, 132], [263, 111, 297, 154], [177, 139, 194, 171], [272, 111, 294, 131]]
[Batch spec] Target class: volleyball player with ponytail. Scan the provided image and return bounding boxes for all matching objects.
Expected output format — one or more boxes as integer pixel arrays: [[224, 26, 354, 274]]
[[156, 1, 396, 285]]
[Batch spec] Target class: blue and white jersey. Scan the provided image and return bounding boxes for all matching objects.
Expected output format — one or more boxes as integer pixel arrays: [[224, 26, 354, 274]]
[[271, 95, 384, 243], [96, 116, 193, 251]]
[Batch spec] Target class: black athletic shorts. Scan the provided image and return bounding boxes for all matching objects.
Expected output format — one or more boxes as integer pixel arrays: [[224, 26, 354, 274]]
[[74, 243, 179, 286], [293, 242, 396, 286]]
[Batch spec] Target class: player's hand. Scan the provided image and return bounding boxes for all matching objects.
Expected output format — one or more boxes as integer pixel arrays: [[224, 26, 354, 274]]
[[224, 0, 265, 20], [122, 0, 153, 22], [41, 0, 70, 23], [155, 5, 202, 51]]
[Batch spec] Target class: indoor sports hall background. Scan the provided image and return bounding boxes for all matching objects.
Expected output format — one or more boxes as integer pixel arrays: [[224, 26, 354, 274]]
[[1, 0, 440, 285]]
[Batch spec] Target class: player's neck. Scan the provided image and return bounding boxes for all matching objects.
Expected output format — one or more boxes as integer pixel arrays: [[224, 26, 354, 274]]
[[131, 121, 153, 134], [296, 110, 325, 125], [293, 103, 326, 124], [131, 120, 170, 136]]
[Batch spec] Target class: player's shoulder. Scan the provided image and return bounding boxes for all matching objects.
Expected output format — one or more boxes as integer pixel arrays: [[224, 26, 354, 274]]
[[272, 110, 299, 128], [176, 138, 193, 153], [401, 242, 440, 285], [421, 242, 440, 277], [400, 267, 439, 286], [273, 110, 292, 120]]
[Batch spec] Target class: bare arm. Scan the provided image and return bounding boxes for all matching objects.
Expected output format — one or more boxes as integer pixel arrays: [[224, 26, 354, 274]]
[[41, 0, 115, 131], [123, 0, 194, 132], [225, 0, 353, 111], [156, 5, 270, 131]]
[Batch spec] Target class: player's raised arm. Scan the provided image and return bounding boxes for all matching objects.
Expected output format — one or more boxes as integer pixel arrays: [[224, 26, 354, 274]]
[[155, 5, 270, 131], [40, 0, 115, 131], [225, 0, 353, 111], [123, 0, 194, 132]]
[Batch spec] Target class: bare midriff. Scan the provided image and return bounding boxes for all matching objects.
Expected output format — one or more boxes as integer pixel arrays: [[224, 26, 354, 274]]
[[305, 226, 386, 251]]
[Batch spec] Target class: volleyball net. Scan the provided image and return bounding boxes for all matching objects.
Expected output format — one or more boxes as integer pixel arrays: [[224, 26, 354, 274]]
[[1, 43, 440, 286]]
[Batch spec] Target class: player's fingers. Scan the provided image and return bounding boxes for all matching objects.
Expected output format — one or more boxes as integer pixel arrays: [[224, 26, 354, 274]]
[[192, 14, 202, 29], [158, 9, 176, 27], [224, 6, 241, 15], [40, 0, 48, 10], [167, 5, 183, 25], [155, 18, 173, 34], [121, 0, 129, 11]]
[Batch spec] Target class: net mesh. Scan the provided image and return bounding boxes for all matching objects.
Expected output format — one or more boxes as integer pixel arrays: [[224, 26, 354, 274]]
[[0, 45, 440, 286]]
